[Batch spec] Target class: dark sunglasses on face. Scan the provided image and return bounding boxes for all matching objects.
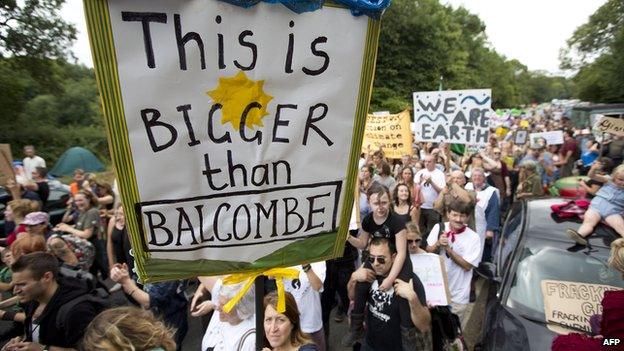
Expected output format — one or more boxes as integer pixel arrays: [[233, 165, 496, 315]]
[[407, 239, 422, 245], [367, 255, 387, 265]]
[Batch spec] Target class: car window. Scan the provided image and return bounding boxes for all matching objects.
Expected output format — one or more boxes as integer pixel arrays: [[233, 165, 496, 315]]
[[505, 244, 624, 320], [495, 201, 523, 276]]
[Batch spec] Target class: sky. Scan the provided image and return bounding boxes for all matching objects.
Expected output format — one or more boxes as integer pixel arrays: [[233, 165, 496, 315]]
[[61, 0, 607, 75]]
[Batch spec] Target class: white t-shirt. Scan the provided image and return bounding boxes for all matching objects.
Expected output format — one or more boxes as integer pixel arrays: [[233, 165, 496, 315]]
[[415, 168, 446, 209], [23, 156, 46, 180], [427, 223, 481, 304], [202, 279, 256, 351], [284, 262, 326, 333]]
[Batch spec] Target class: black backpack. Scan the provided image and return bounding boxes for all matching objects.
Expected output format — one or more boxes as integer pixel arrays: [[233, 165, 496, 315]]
[[430, 306, 467, 351], [54, 266, 112, 330]]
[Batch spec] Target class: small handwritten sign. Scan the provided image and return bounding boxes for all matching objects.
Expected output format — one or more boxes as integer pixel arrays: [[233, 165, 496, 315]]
[[541, 280, 619, 334], [362, 110, 413, 158], [597, 117, 624, 136], [410, 252, 450, 306]]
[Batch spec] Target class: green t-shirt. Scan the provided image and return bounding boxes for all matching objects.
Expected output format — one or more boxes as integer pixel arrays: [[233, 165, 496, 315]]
[[76, 207, 101, 241]]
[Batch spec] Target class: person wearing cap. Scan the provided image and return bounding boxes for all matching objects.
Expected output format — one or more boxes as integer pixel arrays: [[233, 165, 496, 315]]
[[21, 212, 51, 240]]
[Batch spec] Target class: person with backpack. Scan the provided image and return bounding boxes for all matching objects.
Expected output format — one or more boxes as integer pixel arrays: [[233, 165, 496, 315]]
[[2, 252, 103, 351], [426, 202, 481, 326]]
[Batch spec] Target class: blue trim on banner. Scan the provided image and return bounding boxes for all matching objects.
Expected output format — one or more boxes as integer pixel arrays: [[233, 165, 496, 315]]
[[217, 0, 390, 18]]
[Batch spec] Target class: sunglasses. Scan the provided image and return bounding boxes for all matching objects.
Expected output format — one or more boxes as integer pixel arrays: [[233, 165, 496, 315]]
[[407, 239, 422, 245], [367, 255, 387, 265]]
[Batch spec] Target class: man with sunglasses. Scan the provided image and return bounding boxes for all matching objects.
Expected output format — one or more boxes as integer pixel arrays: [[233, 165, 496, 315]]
[[348, 237, 431, 351]]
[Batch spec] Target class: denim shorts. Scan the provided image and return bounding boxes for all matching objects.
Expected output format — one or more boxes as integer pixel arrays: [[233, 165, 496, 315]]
[[590, 196, 623, 218]]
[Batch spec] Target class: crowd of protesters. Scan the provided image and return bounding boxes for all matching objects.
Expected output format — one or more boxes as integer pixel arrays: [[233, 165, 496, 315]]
[[0, 104, 623, 351]]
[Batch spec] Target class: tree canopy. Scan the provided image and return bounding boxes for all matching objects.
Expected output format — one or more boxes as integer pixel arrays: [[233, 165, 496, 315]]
[[561, 0, 624, 103], [0, 0, 76, 58], [0, 0, 586, 165], [371, 0, 573, 112]]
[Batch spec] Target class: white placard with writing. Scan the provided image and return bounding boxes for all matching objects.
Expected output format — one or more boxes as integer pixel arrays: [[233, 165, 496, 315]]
[[410, 253, 451, 306], [541, 279, 620, 334], [107, 0, 369, 262], [413, 89, 491, 145], [529, 131, 564, 145]]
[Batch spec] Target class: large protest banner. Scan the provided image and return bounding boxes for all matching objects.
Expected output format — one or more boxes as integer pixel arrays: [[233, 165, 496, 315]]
[[541, 280, 620, 334], [84, 0, 381, 282], [362, 110, 413, 158], [413, 89, 491, 146]]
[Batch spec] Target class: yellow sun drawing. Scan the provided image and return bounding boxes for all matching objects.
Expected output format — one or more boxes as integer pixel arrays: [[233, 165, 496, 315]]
[[206, 71, 273, 131]]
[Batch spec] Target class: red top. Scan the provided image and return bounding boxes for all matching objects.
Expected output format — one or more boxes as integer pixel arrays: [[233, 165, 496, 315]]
[[560, 139, 580, 159], [5, 223, 27, 246], [552, 289, 624, 351], [600, 289, 624, 341]]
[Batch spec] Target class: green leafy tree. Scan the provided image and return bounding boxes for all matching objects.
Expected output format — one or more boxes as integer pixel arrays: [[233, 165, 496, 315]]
[[561, 0, 624, 102], [371, 0, 466, 112], [370, 0, 572, 112], [1, 0, 76, 58], [560, 0, 624, 69]]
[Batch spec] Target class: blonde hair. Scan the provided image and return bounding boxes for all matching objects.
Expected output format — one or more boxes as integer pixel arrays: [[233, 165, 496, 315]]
[[612, 164, 624, 178], [8, 199, 38, 222], [405, 221, 421, 236], [81, 307, 176, 351], [609, 238, 624, 277]]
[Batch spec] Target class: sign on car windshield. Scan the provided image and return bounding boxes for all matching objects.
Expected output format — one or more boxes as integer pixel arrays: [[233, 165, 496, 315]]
[[541, 280, 620, 334]]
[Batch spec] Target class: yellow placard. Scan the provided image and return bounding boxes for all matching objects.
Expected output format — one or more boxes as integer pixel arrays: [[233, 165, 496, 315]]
[[520, 120, 530, 128], [495, 126, 508, 138], [362, 110, 413, 159]]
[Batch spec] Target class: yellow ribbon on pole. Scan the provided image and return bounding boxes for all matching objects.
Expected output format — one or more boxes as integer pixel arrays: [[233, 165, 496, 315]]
[[221, 267, 300, 313]]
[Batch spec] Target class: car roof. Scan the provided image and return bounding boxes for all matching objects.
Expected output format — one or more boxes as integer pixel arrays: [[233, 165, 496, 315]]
[[524, 197, 618, 249]]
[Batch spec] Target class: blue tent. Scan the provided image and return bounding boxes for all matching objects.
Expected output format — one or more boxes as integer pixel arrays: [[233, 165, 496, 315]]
[[49, 147, 105, 177]]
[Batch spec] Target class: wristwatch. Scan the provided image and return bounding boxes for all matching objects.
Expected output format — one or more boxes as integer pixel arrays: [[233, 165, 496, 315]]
[[302, 264, 312, 273]]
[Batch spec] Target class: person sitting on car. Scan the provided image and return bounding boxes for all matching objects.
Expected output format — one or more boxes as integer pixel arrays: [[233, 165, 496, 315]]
[[567, 164, 624, 246]]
